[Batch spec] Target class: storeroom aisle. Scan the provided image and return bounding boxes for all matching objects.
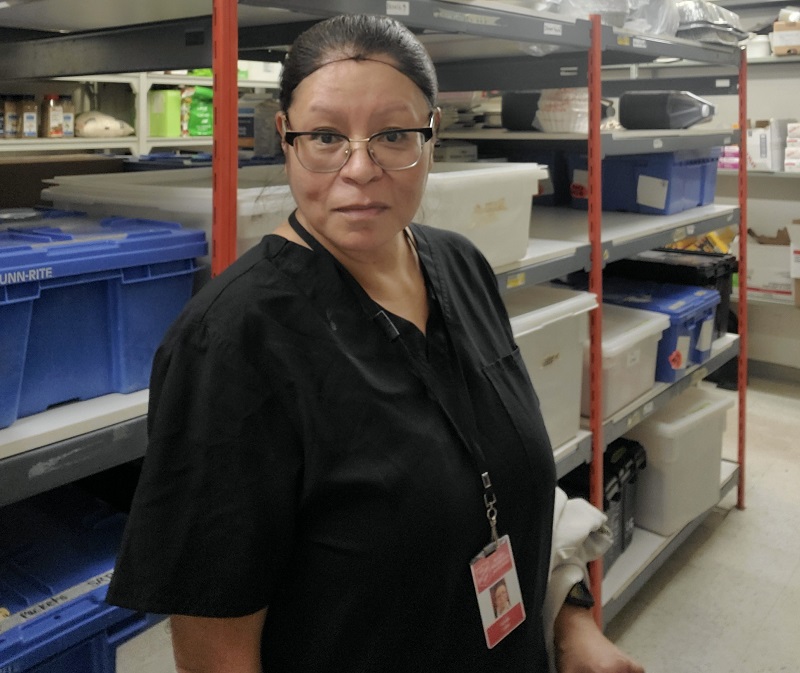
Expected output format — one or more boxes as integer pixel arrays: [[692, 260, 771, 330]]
[[606, 376, 800, 673]]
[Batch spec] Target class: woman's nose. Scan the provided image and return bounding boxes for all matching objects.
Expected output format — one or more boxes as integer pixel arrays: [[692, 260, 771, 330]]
[[340, 140, 382, 181]]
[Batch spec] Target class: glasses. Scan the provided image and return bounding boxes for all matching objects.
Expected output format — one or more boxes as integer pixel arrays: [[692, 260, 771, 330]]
[[282, 114, 435, 173]]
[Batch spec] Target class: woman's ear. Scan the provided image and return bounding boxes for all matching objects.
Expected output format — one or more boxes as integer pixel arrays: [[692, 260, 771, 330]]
[[275, 112, 288, 150], [433, 106, 442, 135]]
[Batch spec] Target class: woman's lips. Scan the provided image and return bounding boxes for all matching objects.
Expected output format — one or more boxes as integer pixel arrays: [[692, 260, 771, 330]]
[[335, 204, 388, 217]]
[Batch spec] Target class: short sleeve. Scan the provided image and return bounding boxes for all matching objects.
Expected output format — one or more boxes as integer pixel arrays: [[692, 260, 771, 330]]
[[106, 318, 302, 617]]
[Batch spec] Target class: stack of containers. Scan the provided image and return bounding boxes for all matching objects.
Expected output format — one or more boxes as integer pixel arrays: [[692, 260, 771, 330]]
[[600, 277, 721, 383], [624, 385, 734, 536], [42, 163, 548, 274], [503, 285, 597, 450], [0, 485, 164, 672], [605, 248, 737, 340], [0, 209, 206, 429]]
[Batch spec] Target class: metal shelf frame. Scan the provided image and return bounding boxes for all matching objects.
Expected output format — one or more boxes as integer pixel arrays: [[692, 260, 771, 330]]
[[0, 416, 147, 509], [438, 128, 738, 157], [0, 0, 748, 631]]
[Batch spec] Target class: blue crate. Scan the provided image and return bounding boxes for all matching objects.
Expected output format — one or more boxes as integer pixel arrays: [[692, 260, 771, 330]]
[[0, 210, 206, 428], [568, 148, 721, 215], [600, 278, 720, 382], [0, 486, 165, 673]]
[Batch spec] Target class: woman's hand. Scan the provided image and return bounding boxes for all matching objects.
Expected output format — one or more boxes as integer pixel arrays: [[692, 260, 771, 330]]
[[554, 604, 644, 673]]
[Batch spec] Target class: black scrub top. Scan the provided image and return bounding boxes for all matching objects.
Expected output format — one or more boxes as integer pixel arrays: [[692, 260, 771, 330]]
[[107, 223, 557, 673]]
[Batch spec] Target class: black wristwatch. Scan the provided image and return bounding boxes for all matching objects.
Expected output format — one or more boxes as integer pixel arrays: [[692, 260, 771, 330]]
[[564, 580, 595, 609]]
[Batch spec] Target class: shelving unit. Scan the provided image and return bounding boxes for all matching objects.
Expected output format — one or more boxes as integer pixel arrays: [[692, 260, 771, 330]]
[[0, 0, 748, 632], [0, 71, 280, 157]]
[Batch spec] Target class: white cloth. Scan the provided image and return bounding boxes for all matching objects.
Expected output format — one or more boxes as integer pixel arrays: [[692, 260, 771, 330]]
[[544, 487, 613, 672]]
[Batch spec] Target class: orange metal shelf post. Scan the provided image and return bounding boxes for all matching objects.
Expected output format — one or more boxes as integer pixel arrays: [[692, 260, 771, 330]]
[[737, 47, 748, 510], [587, 13, 605, 626], [212, 0, 239, 277]]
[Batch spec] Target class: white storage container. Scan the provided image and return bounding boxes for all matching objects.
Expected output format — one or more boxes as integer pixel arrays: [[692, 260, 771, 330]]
[[623, 385, 734, 536], [42, 162, 546, 273], [581, 304, 669, 419], [504, 285, 597, 449]]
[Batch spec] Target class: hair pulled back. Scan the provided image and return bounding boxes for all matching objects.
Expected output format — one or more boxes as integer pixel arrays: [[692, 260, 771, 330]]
[[279, 14, 438, 113]]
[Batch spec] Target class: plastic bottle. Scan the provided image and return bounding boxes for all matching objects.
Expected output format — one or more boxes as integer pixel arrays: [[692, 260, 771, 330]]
[[19, 94, 38, 138], [41, 93, 64, 138], [4, 95, 20, 139], [61, 95, 75, 138]]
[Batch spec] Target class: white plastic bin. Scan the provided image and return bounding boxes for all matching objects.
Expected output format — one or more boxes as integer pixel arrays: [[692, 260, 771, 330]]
[[582, 304, 669, 419], [42, 162, 546, 272], [504, 285, 597, 449], [623, 386, 734, 536]]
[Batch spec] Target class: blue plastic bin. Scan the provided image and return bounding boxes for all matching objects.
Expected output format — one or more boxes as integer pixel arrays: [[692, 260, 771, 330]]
[[0, 486, 165, 673], [568, 148, 721, 215], [0, 210, 206, 428], [600, 278, 721, 382]]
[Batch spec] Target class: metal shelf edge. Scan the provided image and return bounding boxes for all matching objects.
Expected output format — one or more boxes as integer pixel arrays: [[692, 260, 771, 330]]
[[554, 430, 593, 479]]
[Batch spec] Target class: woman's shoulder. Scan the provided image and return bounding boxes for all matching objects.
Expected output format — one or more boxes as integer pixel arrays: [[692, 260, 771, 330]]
[[170, 236, 313, 341], [410, 223, 489, 266]]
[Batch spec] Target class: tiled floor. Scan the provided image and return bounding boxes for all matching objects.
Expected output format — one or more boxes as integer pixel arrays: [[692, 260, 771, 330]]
[[606, 376, 800, 673]]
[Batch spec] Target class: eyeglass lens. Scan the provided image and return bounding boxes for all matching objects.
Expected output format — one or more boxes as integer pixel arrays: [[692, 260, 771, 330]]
[[294, 130, 427, 172]]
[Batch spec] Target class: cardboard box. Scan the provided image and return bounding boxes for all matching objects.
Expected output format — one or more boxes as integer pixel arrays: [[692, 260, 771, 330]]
[[434, 140, 479, 162], [0, 154, 124, 208], [732, 228, 794, 303], [772, 21, 800, 56], [746, 119, 796, 171], [790, 222, 800, 307]]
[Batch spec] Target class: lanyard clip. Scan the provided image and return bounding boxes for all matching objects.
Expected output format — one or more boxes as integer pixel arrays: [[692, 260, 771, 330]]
[[482, 472, 499, 544]]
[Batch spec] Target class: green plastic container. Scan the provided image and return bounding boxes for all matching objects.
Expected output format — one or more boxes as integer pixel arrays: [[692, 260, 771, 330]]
[[148, 89, 181, 138]]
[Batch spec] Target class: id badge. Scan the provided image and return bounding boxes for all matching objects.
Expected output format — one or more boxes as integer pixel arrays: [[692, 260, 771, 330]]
[[469, 534, 526, 649]]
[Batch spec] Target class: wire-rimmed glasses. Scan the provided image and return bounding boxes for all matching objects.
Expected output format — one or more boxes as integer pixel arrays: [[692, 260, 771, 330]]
[[282, 114, 435, 173]]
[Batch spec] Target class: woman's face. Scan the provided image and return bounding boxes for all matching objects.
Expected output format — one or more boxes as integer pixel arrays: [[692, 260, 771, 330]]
[[278, 57, 434, 258], [493, 584, 510, 614]]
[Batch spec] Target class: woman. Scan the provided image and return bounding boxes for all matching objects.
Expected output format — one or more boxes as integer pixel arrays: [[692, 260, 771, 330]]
[[107, 14, 643, 673]]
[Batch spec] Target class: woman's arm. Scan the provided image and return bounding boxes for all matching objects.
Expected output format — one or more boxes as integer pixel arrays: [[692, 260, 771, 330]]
[[553, 604, 644, 673], [170, 609, 268, 673]]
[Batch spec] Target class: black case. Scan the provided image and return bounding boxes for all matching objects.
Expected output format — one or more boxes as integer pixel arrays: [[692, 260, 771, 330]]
[[605, 248, 738, 341]]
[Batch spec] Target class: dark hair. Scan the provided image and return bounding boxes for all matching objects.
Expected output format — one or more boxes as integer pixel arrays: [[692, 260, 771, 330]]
[[279, 14, 438, 113]]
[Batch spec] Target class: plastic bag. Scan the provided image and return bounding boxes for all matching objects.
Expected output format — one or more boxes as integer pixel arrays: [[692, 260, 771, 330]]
[[625, 0, 680, 36], [188, 85, 213, 137], [675, 0, 748, 44], [559, 0, 631, 27], [75, 111, 134, 138]]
